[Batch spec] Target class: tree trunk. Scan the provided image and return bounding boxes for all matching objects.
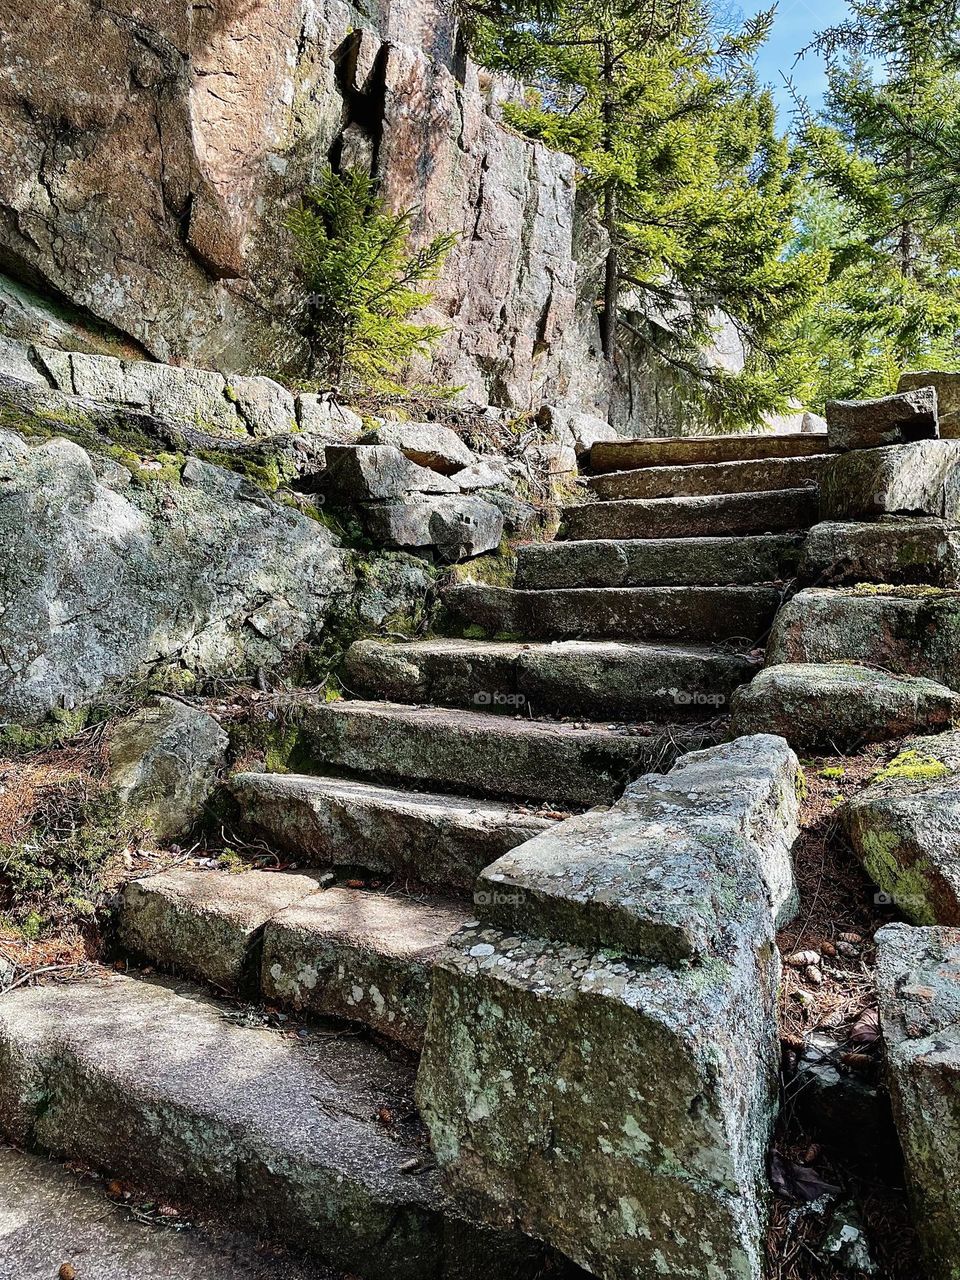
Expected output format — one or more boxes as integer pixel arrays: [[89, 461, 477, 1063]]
[[599, 34, 618, 361]]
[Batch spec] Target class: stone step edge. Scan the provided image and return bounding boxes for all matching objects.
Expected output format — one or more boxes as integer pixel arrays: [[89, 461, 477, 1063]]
[[0, 974, 540, 1280], [228, 771, 560, 893], [118, 868, 471, 1049]]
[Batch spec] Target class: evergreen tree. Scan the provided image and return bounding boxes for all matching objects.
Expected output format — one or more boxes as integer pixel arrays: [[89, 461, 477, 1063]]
[[795, 0, 960, 404], [470, 0, 823, 427], [286, 167, 458, 396]]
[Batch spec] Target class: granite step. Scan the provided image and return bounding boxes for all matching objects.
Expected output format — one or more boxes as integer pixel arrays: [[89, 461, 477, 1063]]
[[444, 583, 783, 644], [0, 1144, 325, 1280], [0, 975, 553, 1280], [119, 869, 469, 1050], [230, 772, 554, 891], [263, 696, 720, 805], [588, 432, 830, 473], [515, 533, 804, 589], [345, 637, 760, 721], [561, 488, 820, 542], [585, 453, 831, 501]]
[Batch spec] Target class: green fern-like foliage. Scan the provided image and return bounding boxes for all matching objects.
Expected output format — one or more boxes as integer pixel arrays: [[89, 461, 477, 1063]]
[[287, 167, 458, 396]]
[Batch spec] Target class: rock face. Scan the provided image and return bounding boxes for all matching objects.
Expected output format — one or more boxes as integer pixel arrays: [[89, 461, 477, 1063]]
[[819, 440, 960, 522], [0, 428, 346, 725], [0, 0, 613, 421], [826, 388, 939, 451], [876, 923, 960, 1280], [417, 734, 800, 1280], [731, 663, 960, 753], [845, 734, 960, 925], [108, 699, 229, 839]]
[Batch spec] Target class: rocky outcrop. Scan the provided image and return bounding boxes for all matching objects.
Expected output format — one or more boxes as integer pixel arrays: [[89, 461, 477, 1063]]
[[417, 734, 800, 1280], [0, 427, 347, 725], [0, 0, 610, 419]]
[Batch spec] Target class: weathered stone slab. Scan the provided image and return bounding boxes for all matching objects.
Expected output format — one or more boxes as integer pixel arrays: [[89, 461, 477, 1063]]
[[322, 445, 458, 500], [476, 734, 800, 957], [844, 734, 960, 925], [418, 734, 796, 1279], [229, 773, 551, 891], [588, 432, 829, 473], [262, 888, 469, 1049], [876, 923, 960, 1279], [802, 518, 960, 587], [345, 637, 759, 720], [585, 453, 831, 501], [820, 439, 960, 521], [444, 583, 782, 644], [419, 925, 778, 1280], [119, 869, 326, 989], [360, 496, 504, 561], [0, 1145, 319, 1280], [270, 696, 719, 805], [516, 533, 804, 589], [108, 698, 228, 839], [0, 976, 542, 1280], [826, 387, 939, 451], [562, 487, 819, 541], [359, 422, 474, 474], [730, 662, 960, 753], [767, 587, 960, 691]]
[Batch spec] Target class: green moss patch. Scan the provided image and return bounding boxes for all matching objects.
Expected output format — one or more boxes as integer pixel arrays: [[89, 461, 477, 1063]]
[[872, 749, 953, 785]]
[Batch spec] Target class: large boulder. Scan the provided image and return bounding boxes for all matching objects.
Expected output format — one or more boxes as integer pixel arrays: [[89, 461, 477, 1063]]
[[0, 429, 346, 725], [767, 587, 960, 691], [876, 923, 960, 1279], [730, 662, 960, 753], [819, 440, 960, 522], [417, 735, 799, 1280], [107, 698, 229, 840], [844, 733, 960, 925], [801, 518, 960, 588], [826, 388, 939, 451]]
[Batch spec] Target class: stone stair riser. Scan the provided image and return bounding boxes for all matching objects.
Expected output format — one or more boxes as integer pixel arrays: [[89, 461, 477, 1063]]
[[562, 488, 820, 542], [586, 454, 831, 501], [515, 534, 804, 590]]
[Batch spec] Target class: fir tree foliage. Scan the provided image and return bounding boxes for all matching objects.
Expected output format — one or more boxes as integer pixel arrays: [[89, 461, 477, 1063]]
[[794, 0, 960, 405], [470, 0, 824, 429], [286, 167, 458, 396]]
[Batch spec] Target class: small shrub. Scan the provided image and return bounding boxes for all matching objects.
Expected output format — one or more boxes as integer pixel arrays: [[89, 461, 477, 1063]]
[[286, 166, 458, 396]]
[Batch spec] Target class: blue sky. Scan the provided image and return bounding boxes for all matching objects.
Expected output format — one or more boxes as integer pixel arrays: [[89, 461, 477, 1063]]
[[741, 0, 850, 119]]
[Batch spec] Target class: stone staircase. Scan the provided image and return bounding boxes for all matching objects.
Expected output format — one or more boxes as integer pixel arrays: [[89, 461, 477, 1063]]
[[0, 429, 830, 1279]]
